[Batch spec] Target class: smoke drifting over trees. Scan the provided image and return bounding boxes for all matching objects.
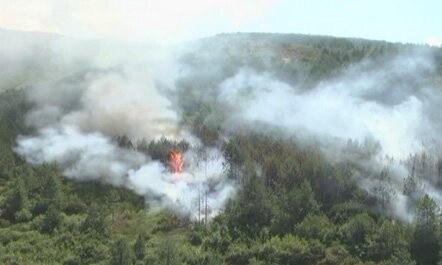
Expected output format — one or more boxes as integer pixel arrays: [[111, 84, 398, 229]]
[[8, 30, 234, 218], [175, 35, 442, 221], [211, 50, 442, 221], [2, 30, 442, 224], [4, 30, 442, 264]]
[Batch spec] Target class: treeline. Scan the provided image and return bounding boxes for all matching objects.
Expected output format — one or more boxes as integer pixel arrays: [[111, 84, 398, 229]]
[[181, 33, 442, 89]]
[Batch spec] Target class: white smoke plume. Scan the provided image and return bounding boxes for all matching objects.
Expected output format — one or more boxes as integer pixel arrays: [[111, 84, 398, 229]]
[[16, 126, 145, 185], [215, 49, 442, 221], [129, 148, 235, 218], [13, 36, 235, 219], [26, 68, 180, 139], [16, 125, 233, 218], [219, 52, 438, 158]]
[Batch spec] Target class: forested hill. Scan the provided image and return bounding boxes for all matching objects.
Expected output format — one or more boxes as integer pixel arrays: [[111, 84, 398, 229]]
[[1, 30, 442, 265], [180, 32, 442, 86]]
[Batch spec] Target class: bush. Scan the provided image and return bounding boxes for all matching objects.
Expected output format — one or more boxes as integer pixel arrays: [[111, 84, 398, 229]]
[[41, 205, 61, 233], [15, 209, 32, 222], [31, 201, 49, 216], [64, 201, 87, 215], [63, 256, 80, 265]]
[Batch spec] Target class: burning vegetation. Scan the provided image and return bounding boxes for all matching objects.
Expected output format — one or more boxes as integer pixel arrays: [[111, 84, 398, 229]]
[[167, 150, 184, 173]]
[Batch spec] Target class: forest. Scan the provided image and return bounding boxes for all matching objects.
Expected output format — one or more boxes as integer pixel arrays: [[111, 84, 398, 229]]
[[1, 31, 442, 265]]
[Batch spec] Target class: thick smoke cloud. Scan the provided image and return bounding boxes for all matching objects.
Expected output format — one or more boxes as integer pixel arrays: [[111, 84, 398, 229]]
[[129, 148, 235, 217], [26, 68, 180, 139], [13, 36, 234, 219], [16, 125, 233, 218], [215, 49, 442, 221], [219, 52, 438, 158], [16, 126, 145, 184]]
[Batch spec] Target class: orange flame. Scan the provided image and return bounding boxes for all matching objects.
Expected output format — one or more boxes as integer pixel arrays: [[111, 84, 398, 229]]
[[167, 150, 184, 173]]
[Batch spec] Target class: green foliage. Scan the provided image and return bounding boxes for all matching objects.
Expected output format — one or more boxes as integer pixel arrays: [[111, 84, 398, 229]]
[[364, 219, 407, 261], [295, 214, 335, 243], [151, 212, 180, 233], [63, 196, 87, 215], [77, 237, 108, 264], [272, 180, 320, 234], [338, 213, 375, 256], [202, 225, 231, 254], [80, 203, 108, 236], [2, 177, 30, 222], [225, 242, 252, 265], [320, 244, 362, 265], [251, 235, 324, 265], [224, 174, 273, 239], [133, 234, 146, 260], [389, 247, 416, 265], [40, 204, 61, 234], [187, 226, 204, 246], [110, 238, 134, 265], [411, 194, 440, 265], [157, 237, 180, 265]]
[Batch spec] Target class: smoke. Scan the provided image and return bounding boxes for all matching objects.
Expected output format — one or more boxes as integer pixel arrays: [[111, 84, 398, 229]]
[[26, 68, 180, 139], [16, 125, 234, 218], [12, 35, 235, 219], [128, 148, 235, 218], [218, 52, 439, 158], [213, 48, 442, 221], [7, 29, 442, 221], [16, 126, 145, 185]]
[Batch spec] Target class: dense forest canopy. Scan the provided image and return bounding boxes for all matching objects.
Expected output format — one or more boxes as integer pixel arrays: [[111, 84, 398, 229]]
[[1, 30, 442, 264]]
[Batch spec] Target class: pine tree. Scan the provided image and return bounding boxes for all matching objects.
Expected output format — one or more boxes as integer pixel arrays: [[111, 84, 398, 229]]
[[133, 234, 146, 260], [46, 174, 61, 207], [81, 203, 108, 235], [225, 174, 273, 238], [411, 194, 440, 265], [2, 177, 30, 222], [41, 203, 61, 233], [110, 238, 134, 265]]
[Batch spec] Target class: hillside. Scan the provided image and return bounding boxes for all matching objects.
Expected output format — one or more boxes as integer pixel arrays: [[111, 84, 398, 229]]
[[1, 30, 442, 265]]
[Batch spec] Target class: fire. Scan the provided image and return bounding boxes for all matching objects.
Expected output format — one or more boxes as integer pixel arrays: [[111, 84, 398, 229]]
[[167, 150, 184, 173]]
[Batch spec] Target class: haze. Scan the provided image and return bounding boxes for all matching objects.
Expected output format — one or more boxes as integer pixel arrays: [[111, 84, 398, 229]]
[[0, 0, 441, 45]]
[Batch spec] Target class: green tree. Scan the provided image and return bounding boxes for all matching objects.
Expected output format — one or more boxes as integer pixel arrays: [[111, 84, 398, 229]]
[[203, 226, 231, 254], [158, 238, 179, 265], [411, 194, 440, 265], [45, 174, 61, 207], [390, 247, 416, 265], [2, 177, 30, 222], [225, 243, 251, 265], [133, 234, 146, 261], [41, 203, 61, 233], [224, 174, 273, 238], [81, 203, 108, 236], [338, 213, 375, 256], [371, 168, 396, 210], [272, 180, 319, 234], [252, 235, 324, 265], [77, 238, 108, 265], [364, 219, 407, 261], [223, 137, 246, 179], [32, 171, 63, 216], [295, 214, 334, 243], [110, 238, 134, 265], [277, 157, 301, 189]]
